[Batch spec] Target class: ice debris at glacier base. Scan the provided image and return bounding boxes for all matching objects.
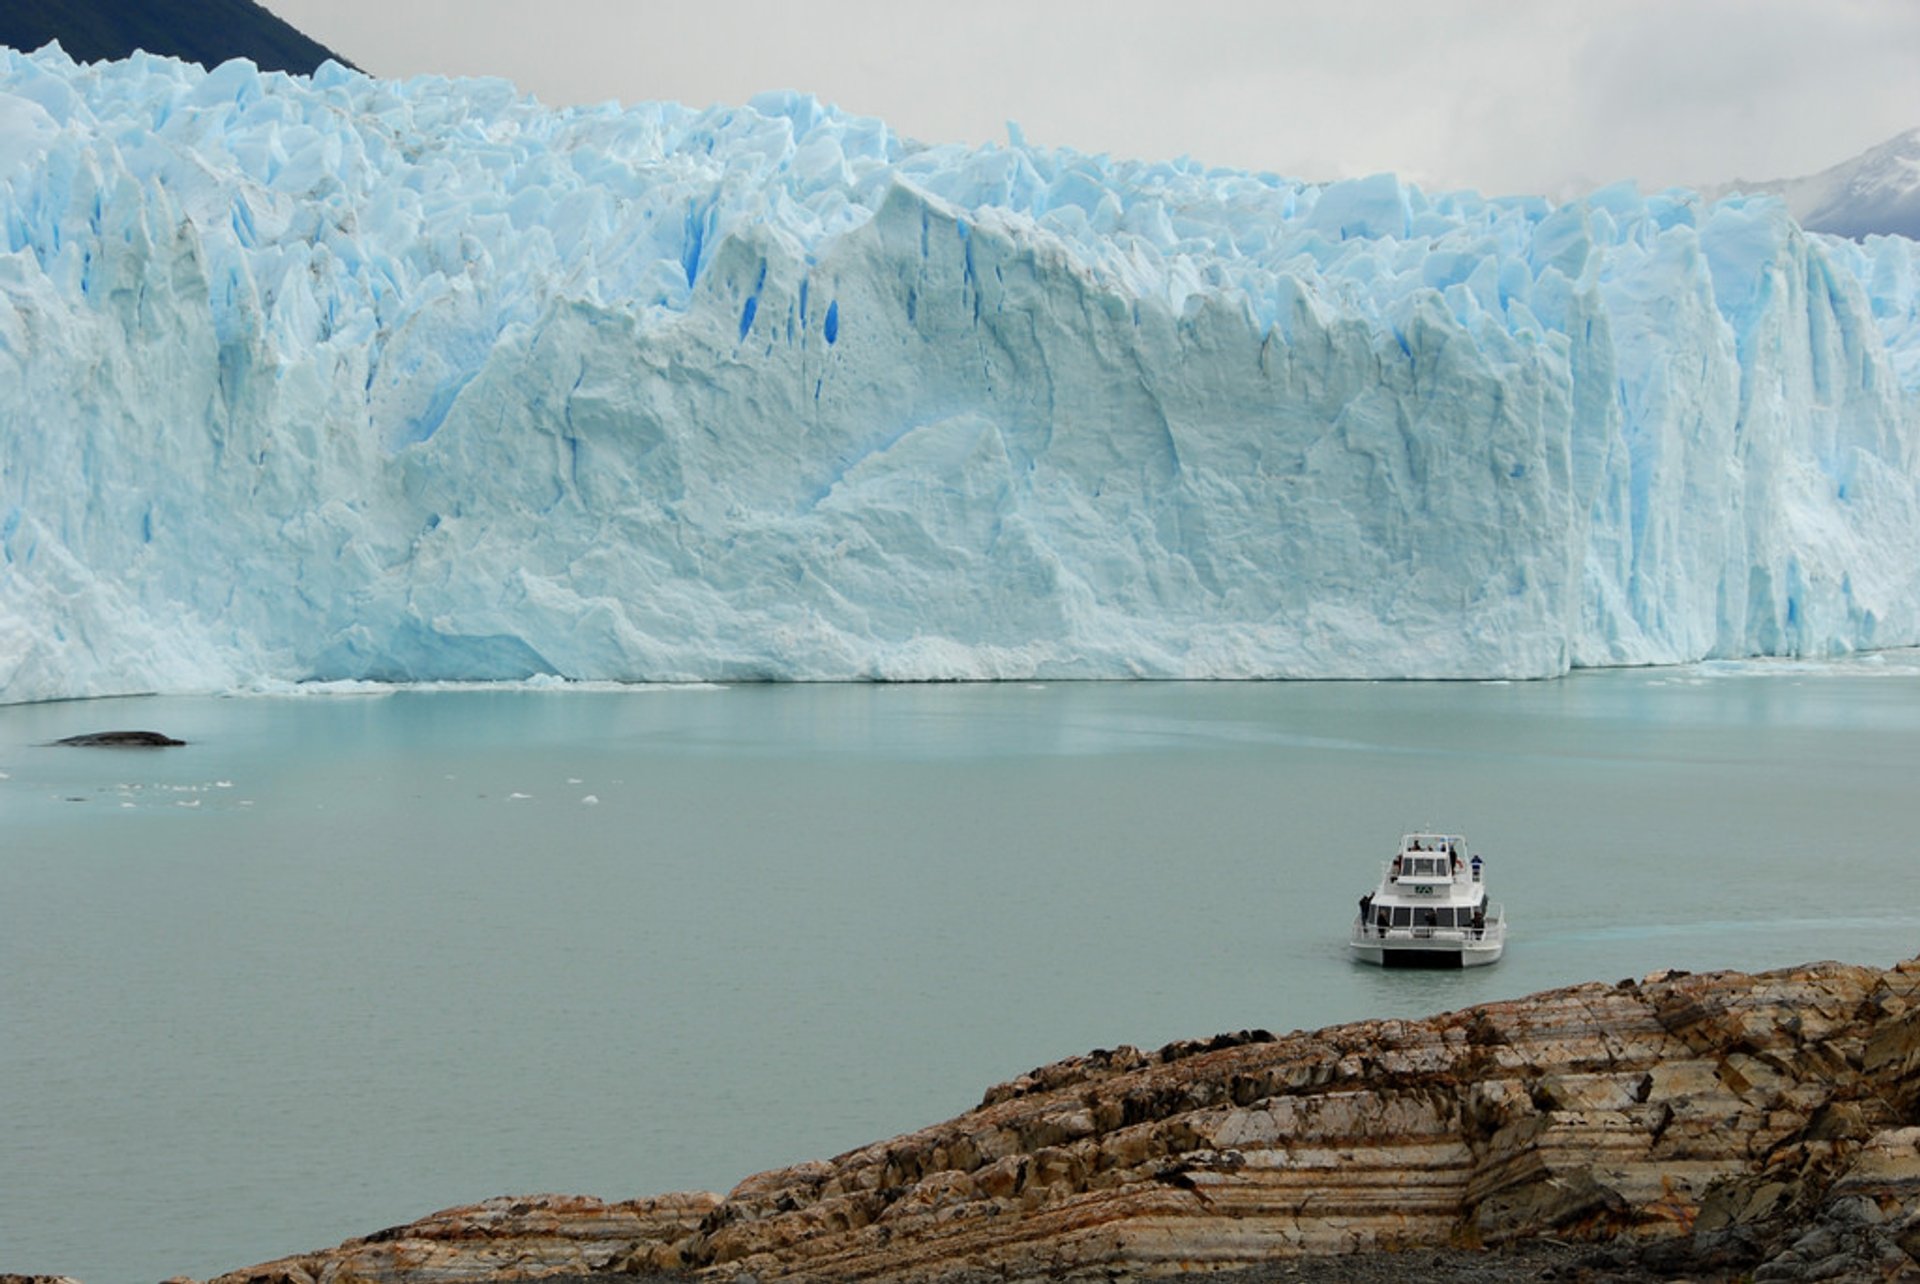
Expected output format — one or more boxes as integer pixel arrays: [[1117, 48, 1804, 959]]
[[3, 45, 1920, 701]]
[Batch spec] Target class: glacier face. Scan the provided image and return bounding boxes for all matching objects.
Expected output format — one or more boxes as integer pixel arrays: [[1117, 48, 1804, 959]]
[[3, 48, 1920, 702]]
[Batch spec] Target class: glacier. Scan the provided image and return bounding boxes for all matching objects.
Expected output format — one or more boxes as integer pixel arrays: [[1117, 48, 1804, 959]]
[[3, 46, 1920, 702]]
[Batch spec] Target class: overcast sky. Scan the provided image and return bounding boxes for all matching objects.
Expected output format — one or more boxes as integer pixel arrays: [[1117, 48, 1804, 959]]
[[260, 0, 1920, 199]]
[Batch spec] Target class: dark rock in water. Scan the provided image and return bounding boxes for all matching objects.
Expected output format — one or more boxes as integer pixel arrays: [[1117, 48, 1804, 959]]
[[53, 730, 185, 747]]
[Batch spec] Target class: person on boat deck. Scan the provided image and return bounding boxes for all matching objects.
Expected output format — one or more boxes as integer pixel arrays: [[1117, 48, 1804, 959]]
[[1470, 853, 1483, 878]]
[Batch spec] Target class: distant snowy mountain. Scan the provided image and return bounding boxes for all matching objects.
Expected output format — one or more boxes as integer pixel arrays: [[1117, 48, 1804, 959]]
[[1714, 128, 1920, 241], [3, 49, 1920, 699]]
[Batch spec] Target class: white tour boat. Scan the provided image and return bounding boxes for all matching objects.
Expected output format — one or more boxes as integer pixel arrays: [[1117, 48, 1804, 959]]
[[1349, 833, 1505, 968]]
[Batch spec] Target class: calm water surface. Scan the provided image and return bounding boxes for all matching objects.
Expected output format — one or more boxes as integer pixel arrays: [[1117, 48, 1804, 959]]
[[4, 664, 1919, 1282]]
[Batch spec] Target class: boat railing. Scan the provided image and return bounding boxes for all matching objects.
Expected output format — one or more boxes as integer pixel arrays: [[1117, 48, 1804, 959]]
[[1351, 905, 1504, 944]]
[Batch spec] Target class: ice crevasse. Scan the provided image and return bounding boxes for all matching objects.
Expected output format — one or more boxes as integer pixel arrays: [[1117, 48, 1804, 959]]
[[3, 46, 1920, 701]]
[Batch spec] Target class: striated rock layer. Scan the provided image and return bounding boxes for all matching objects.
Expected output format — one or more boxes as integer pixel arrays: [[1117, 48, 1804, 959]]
[[210, 958, 1920, 1283]]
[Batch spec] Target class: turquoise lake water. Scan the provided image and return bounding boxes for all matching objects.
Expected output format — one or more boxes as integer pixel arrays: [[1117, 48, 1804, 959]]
[[4, 663, 1919, 1282]]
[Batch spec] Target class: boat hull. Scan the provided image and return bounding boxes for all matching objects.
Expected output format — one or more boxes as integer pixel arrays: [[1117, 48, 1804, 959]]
[[1348, 933, 1504, 969]]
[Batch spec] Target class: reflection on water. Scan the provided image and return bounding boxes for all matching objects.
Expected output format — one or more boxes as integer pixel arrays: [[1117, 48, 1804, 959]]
[[3, 660, 1919, 1281]]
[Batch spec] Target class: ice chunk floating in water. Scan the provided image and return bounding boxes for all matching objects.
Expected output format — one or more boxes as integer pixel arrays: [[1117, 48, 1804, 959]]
[[3, 48, 1920, 701]]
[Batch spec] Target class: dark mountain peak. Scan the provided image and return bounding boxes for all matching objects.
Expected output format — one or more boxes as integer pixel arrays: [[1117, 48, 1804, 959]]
[[2, 0, 355, 76]]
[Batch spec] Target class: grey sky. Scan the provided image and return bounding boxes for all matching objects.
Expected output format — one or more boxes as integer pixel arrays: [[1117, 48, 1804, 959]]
[[260, 0, 1920, 198]]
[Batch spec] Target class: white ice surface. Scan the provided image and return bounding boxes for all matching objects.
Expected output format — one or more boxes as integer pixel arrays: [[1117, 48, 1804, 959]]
[[4, 48, 1920, 700]]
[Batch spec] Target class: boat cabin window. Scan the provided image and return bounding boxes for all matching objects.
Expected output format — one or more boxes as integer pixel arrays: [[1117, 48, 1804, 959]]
[[1390, 906, 1411, 927], [1399, 854, 1458, 880]]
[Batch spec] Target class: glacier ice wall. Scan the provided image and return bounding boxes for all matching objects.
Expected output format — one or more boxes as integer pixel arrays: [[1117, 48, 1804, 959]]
[[3, 47, 1920, 701]]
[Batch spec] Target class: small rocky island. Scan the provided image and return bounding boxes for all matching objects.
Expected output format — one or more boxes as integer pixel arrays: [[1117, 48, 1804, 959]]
[[180, 956, 1920, 1284], [51, 730, 185, 747]]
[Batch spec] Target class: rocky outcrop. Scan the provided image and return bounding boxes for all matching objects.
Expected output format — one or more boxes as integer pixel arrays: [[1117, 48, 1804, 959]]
[[209, 958, 1920, 1284], [204, 1193, 722, 1284]]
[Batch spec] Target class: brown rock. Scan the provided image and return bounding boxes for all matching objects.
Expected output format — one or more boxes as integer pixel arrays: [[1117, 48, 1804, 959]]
[[201, 956, 1920, 1284], [206, 1191, 719, 1284]]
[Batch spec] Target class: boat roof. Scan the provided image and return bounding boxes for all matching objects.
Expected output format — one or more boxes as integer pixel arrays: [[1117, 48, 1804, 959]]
[[1400, 832, 1466, 846], [1370, 839, 1487, 900]]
